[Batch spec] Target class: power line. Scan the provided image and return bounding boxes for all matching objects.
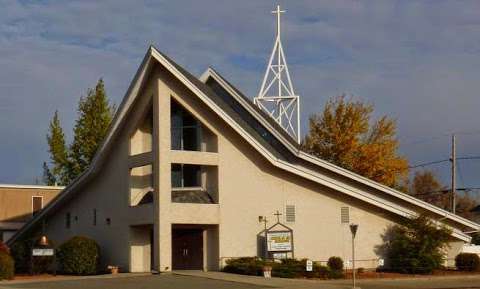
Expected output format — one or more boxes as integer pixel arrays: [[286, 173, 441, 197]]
[[409, 155, 480, 169], [409, 159, 449, 169], [412, 187, 480, 197]]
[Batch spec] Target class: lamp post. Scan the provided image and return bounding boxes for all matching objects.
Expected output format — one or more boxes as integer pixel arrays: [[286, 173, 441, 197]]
[[350, 224, 359, 289], [31, 234, 56, 276]]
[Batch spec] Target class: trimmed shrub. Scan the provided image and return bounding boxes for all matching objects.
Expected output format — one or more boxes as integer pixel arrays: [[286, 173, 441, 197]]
[[0, 251, 14, 280], [10, 241, 28, 273], [271, 259, 304, 278], [223, 257, 265, 276], [223, 257, 338, 279], [327, 256, 343, 271], [455, 253, 480, 272], [316, 265, 330, 279], [57, 236, 100, 275], [327, 256, 344, 279]]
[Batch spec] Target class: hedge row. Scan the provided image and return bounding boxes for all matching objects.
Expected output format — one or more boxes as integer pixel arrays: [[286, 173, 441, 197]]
[[223, 256, 344, 279], [11, 236, 100, 276]]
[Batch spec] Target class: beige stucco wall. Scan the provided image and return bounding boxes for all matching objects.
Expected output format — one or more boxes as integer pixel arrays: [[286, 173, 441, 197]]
[[0, 186, 60, 223], [36, 62, 467, 273]]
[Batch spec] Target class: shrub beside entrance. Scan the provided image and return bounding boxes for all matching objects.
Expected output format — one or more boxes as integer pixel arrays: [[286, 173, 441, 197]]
[[455, 253, 480, 271], [0, 251, 14, 280], [57, 236, 100, 275], [223, 257, 344, 279]]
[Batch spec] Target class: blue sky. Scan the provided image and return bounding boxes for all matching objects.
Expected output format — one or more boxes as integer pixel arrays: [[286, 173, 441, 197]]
[[1, 0, 480, 189]]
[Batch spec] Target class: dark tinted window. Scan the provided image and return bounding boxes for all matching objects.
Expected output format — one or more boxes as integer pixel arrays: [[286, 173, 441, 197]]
[[32, 196, 43, 216], [171, 101, 201, 151], [171, 164, 201, 187]]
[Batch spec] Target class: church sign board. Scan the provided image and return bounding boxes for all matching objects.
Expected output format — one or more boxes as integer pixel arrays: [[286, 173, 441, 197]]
[[267, 231, 292, 252], [32, 248, 54, 256]]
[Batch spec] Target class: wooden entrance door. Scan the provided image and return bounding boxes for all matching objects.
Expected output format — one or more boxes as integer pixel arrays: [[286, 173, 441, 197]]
[[172, 229, 203, 270]]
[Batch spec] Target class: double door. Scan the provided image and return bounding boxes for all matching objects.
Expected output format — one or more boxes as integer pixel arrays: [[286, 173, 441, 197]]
[[172, 229, 203, 270]]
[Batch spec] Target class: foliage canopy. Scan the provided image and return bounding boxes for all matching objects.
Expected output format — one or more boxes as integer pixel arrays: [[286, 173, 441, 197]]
[[379, 215, 451, 274], [43, 79, 115, 185], [302, 95, 408, 188]]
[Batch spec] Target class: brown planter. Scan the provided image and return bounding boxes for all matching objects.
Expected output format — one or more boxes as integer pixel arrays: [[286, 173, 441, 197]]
[[108, 266, 119, 274]]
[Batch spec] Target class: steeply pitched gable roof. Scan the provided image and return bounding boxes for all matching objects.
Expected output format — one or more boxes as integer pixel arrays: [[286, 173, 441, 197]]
[[8, 46, 479, 245]]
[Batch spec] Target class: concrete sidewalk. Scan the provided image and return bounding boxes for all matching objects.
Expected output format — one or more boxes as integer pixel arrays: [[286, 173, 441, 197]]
[[174, 270, 480, 289]]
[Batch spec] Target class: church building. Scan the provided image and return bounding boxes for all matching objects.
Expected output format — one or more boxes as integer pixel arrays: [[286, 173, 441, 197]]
[[8, 45, 480, 272]]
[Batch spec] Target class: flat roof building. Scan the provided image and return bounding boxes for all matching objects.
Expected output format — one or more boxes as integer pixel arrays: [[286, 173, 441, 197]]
[[9, 47, 480, 272], [0, 184, 62, 242]]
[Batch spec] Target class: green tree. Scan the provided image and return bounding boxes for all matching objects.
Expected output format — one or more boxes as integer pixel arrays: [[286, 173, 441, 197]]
[[410, 170, 449, 210], [45, 110, 69, 184], [302, 95, 408, 188], [42, 162, 56, 186], [44, 79, 115, 185], [409, 170, 479, 219], [69, 79, 115, 177], [379, 215, 451, 274]]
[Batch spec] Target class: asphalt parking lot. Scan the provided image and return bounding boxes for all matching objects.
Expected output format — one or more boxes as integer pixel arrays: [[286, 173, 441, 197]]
[[0, 274, 267, 289], [1, 272, 480, 289]]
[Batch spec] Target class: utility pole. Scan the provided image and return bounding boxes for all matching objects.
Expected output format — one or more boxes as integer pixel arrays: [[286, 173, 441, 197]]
[[451, 134, 456, 214]]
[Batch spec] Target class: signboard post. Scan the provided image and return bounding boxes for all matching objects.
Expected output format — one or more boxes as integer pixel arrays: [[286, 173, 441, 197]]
[[31, 235, 56, 276], [265, 210, 294, 260]]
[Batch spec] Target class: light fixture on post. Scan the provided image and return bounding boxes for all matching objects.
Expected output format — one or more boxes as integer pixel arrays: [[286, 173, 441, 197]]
[[38, 235, 49, 246], [349, 224, 359, 289]]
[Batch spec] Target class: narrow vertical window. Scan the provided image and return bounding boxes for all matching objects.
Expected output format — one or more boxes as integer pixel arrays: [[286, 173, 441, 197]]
[[66, 212, 71, 229], [93, 209, 97, 226], [32, 196, 43, 216]]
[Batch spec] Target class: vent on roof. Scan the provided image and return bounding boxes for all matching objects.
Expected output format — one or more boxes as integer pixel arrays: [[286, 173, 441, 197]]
[[341, 207, 350, 224], [285, 205, 295, 222]]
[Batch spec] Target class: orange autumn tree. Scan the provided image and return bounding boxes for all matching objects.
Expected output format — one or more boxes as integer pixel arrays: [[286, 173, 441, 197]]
[[302, 95, 408, 188]]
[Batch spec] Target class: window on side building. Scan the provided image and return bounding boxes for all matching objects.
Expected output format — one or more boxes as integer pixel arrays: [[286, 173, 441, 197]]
[[32, 196, 43, 216]]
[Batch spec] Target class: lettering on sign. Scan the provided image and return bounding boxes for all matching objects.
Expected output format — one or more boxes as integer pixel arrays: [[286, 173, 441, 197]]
[[272, 253, 287, 260], [32, 248, 54, 256], [267, 231, 292, 252]]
